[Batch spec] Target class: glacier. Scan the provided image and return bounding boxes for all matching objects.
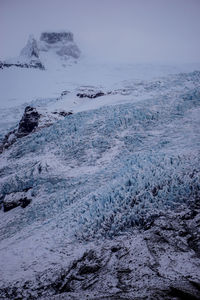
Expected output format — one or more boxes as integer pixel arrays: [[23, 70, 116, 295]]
[[0, 62, 200, 298], [1, 87, 200, 239]]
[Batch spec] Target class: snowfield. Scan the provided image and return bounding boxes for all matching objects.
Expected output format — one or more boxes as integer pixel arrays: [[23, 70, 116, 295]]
[[0, 59, 200, 299]]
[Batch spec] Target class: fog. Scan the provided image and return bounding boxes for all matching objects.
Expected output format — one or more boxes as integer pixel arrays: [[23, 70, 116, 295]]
[[0, 0, 200, 63]]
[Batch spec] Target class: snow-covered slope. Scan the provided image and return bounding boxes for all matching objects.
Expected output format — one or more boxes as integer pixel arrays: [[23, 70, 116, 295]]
[[0, 59, 200, 139], [0, 45, 200, 299], [1, 87, 200, 237]]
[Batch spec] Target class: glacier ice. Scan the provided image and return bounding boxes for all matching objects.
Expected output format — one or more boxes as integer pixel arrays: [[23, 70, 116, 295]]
[[0, 74, 200, 242], [0, 69, 200, 299]]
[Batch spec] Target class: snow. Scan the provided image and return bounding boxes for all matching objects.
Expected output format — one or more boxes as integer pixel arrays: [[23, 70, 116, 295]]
[[1, 77, 200, 237], [0, 57, 200, 297], [0, 59, 200, 139]]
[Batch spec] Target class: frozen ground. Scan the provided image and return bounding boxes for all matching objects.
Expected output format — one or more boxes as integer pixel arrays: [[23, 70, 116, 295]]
[[0, 60, 200, 299]]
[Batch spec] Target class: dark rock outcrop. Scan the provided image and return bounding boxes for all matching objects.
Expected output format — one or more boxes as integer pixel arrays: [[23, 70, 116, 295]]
[[3, 197, 31, 212], [0, 106, 40, 153], [60, 90, 70, 97], [52, 111, 73, 117], [0, 61, 44, 70], [40, 32, 74, 44], [0, 106, 74, 154], [39, 31, 81, 60], [17, 106, 40, 138], [2, 189, 32, 212], [77, 91, 105, 99]]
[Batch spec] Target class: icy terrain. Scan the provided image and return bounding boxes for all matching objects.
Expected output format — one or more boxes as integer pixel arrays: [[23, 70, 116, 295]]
[[0, 38, 200, 298]]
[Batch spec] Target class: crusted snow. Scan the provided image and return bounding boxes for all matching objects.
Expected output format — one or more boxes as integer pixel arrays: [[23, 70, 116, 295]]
[[0, 61, 200, 297]]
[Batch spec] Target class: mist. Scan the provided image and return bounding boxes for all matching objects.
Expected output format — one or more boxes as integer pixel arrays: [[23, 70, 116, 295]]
[[0, 0, 200, 63]]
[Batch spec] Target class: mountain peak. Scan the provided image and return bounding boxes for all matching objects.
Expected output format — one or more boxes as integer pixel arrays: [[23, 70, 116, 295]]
[[20, 34, 39, 59], [39, 30, 81, 61], [0, 30, 81, 70], [40, 31, 74, 44]]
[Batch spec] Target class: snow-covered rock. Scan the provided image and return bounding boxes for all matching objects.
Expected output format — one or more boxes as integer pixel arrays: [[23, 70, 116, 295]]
[[1, 35, 44, 70], [17, 106, 40, 137], [0, 31, 80, 71], [37, 31, 81, 69], [3, 190, 32, 212], [0, 105, 73, 153], [0, 59, 44, 70], [76, 87, 106, 99], [20, 34, 40, 60], [39, 31, 81, 60], [0, 106, 41, 152]]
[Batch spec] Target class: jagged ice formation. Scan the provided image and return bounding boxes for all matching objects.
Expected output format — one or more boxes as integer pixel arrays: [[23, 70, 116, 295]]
[[0, 69, 200, 299]]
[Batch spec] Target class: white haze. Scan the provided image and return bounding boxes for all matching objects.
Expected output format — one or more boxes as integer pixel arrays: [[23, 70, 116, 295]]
[[0, 0, 200, 63]]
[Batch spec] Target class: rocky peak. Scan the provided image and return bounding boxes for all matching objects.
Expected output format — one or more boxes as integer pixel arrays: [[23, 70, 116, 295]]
[[17, 106, 40, 137], [0, 106, 40, 153], [40, 31, 74, 44], [1, 34, 44, 70], [20, 34, 40, 59], [0, 30, 81, 70], [39, 31, 81, 60]]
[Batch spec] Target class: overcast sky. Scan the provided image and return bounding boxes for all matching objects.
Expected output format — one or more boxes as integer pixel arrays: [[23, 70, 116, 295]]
[[0, 0, 200, 63]]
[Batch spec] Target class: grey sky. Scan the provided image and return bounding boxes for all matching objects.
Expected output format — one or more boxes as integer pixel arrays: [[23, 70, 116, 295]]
[[0, 0, 200, 63]]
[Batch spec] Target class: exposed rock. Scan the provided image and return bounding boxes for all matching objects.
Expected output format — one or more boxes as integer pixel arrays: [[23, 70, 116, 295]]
[[17, 106, 40, 138], [79, 264, 101, 275], [52, 111, 73, 117], [40, 32, 74, 44], [0, 30, 80, 70], [0, 106, 74, 153], [0, 61, 44, 70], [0, 106, 40, 153], [56, 44, 81, 59], [1, 35, 45, 70], [19, 197, 32, 209], [60, 90, 70, 97], [76, 86, 112, 99], [77, 91, 105, 99], [0, 202, 199, 299], [0, 129, 17, 152], [2, 191, 32, 212], [3, 197, 31, 212], [39, 31, 81, 60]]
